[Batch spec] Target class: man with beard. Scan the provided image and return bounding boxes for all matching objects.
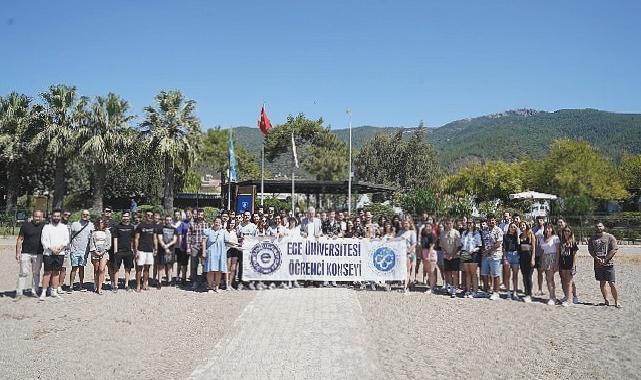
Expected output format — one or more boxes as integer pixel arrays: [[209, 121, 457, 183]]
[[113, 211, 135, 291], [134, 211, 157, 292], [68, 210, 93, 292], [39, 210, 70, 300], [15, 210, 45, 299], [187, 209, 207, 290]]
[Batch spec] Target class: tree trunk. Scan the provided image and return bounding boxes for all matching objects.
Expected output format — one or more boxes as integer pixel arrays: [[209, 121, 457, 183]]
[[163, 155, 174, 215], [53, 156, 66, 210], [91, 163, 106, 213], [5, 166, 19, 214]]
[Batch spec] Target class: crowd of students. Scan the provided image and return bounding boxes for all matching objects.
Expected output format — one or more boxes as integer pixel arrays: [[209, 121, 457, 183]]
[[14, 206, 620, 307]]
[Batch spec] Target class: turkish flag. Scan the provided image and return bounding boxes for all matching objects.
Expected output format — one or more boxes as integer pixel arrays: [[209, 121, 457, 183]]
[[258, 105, 272, 135]]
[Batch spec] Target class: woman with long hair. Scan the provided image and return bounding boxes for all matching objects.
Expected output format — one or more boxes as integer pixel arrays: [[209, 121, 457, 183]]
[[420, 222, 438, 293], [559, 228, 578, 307], [90, 218, 112, 295], [400, 218, 417, 293], [502, 222, 521, 300], [518, 221, 536, 303], [460, 220, 482, 298], [203, 217, 237, 293], [225, 218, 241, 290], [539, 222, 561, 305]]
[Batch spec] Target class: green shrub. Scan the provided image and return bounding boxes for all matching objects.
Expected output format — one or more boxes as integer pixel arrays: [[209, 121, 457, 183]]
[[203, 207, 220, 223]]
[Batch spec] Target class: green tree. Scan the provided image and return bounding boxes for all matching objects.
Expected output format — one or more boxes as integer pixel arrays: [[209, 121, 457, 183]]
[[539, 139, 628, 200], [442, 161, 523, 202], [354, 125, 440, 190], [200, 128, 260, 181], [264, 114, 347, 180], [32, 84, 88, 209], [0, 93, 41, 213], [78, 93, 135, 212], [620, 154, 641, 190], [141, 90, 201, 214]]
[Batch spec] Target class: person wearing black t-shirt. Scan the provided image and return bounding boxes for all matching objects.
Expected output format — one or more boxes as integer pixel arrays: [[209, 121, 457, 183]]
[[155, 215, 178, 289], [134, 211, 158, 292], [15, 210, 45, 299], [113, 211, 135, 291]]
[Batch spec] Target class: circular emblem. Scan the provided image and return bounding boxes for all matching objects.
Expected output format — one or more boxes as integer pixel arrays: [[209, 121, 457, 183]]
[[372, 246, 396, 273], [250, 241, 282, 275]]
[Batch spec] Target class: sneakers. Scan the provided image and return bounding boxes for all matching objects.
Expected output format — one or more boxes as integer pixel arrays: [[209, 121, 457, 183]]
[[450, 287, 456, 298], [279, 282, 288, 289], [292, 281, 300, 289], [512, 293, 520, 301], [322, 281, 329, 287], [403, 288, 409, 294], [573, 296, 580, 304], [506, 291, 512, 299], [248, 282, 256, 290], [39, 289, 46, 301], [370, 282, 376, 291], [524, 296, 532, 303], [256, 282, 265, 290], [561, 301, 570, 307], [547, 299, 556, 306], [331, 281, 338, 288], [385, 283, 392, 292], [269, 282, 276, 290], [51, 289, 61, 299], [489, 293, 500, 301]]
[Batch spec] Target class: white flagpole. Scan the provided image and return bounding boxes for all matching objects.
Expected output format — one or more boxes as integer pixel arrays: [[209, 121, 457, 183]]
[[347, 109, 353, 217], [227, 128, 232, 211], [291, 131, 296, 213], [260, 103, 265, 209]]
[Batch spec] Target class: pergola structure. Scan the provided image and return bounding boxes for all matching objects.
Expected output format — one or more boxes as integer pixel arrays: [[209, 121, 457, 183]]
[[222, 179, 396, 213]]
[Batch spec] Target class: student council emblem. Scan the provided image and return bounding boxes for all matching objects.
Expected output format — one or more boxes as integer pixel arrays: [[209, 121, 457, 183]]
[[250, 241, 282, 275]]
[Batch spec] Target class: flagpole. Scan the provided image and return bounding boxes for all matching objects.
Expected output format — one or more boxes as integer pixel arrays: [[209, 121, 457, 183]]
[[291, 131, 295, 213], [347, 109, 353, 217], [261, 103, 265, 209], [227, 128, 232, 211]]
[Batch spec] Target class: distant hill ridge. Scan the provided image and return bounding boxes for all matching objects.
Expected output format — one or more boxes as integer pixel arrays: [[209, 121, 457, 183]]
[[224, 108, 641, 175]]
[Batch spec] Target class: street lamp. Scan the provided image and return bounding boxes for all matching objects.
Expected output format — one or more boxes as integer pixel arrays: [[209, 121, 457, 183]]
[[43, 190, 50, 218]]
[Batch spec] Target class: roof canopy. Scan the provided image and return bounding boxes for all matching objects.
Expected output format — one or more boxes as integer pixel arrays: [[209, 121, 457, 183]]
[[234, 180, 396, 195], [509, 191, 558, 200]]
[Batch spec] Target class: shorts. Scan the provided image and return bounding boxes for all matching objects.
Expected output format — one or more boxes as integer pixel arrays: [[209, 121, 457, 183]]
[[505, 251, 520, 266], [436, 250, 444, 267], [43, 255, 64, 271], [156, 250, 175, 265], [559, 255, 574, 271], [136, 251, 154, 266], [113, 252, 134, 270], [70, 251, 87, 267], [534, 255, 541, 269], [176, 249, 189, 266], [227, 248, 242, 259], [91, 251, 110, 261], [62, 251, 71, 269], [460, 251, 477, 264], [421, 248, 437, 262], [481, 256, 501, 277], [444, 258, 460, 272], [541, 253, 558, 272], [594, 265, 615, 282]]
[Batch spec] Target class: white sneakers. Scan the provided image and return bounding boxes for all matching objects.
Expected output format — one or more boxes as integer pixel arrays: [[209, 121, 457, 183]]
[[489, 293, 500, 301], [523, 296, 532, 303], [547, 299, 556, 306], [561, 301, 570, 307]]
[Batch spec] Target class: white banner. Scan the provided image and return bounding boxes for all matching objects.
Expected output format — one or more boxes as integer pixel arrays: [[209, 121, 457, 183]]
[[241, 236, 407, 281]]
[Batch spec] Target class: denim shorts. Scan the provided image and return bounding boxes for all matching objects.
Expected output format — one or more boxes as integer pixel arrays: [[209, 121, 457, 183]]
[[70, 251, 87, 267], [505, 251, 520, 266], [481, 257, 501, 277]]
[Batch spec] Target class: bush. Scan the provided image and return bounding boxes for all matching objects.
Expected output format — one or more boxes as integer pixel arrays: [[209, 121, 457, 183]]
[[363, 203, 396, 219], [262, 197, 290, 212], [203, 207, 219, 223]]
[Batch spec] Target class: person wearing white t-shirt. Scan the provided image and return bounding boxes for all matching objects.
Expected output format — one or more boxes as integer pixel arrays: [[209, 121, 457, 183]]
[[400, 219, 418, 293], [539, 222, 561, 305], [39, 210, 71, 300]]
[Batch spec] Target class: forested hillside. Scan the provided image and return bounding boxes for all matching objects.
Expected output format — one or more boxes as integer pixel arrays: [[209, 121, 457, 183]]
[[225, 109, 641, 175]]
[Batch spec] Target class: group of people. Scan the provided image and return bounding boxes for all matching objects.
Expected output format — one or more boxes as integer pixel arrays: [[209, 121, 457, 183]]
[[14, 206, 620, 307]]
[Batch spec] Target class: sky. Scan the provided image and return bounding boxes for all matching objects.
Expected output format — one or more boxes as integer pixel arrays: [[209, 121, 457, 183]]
[[1, 1, 640, 129]]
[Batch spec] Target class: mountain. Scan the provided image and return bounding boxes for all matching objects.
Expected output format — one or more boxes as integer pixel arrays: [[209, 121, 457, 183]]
[[223, 108, 641, 176]]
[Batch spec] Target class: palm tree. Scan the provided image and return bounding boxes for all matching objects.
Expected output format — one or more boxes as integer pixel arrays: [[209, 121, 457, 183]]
[[78, 93, 134, 212], [0, 93, 37, 213], [141, 90, 200, 214], [32, 84, 88, 209]]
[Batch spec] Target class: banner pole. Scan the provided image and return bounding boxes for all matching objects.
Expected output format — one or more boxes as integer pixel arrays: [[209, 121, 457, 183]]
[[347, 109, 353, 217]]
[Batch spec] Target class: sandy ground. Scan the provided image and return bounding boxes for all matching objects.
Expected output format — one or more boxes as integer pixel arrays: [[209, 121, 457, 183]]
[[358, 252, 641, 379], [0, 240, 639, 379]]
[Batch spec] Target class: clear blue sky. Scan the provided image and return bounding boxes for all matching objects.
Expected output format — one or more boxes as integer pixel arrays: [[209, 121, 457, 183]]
[[2, 1, 640, 129]]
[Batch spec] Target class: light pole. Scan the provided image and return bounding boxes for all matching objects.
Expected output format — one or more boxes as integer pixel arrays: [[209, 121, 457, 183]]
[[347, 109, 352, 217], [43, 190, 50, 218]]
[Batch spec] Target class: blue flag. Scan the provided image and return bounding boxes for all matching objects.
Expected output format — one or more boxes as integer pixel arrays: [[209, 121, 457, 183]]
[[228, 130, 238, 183]]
